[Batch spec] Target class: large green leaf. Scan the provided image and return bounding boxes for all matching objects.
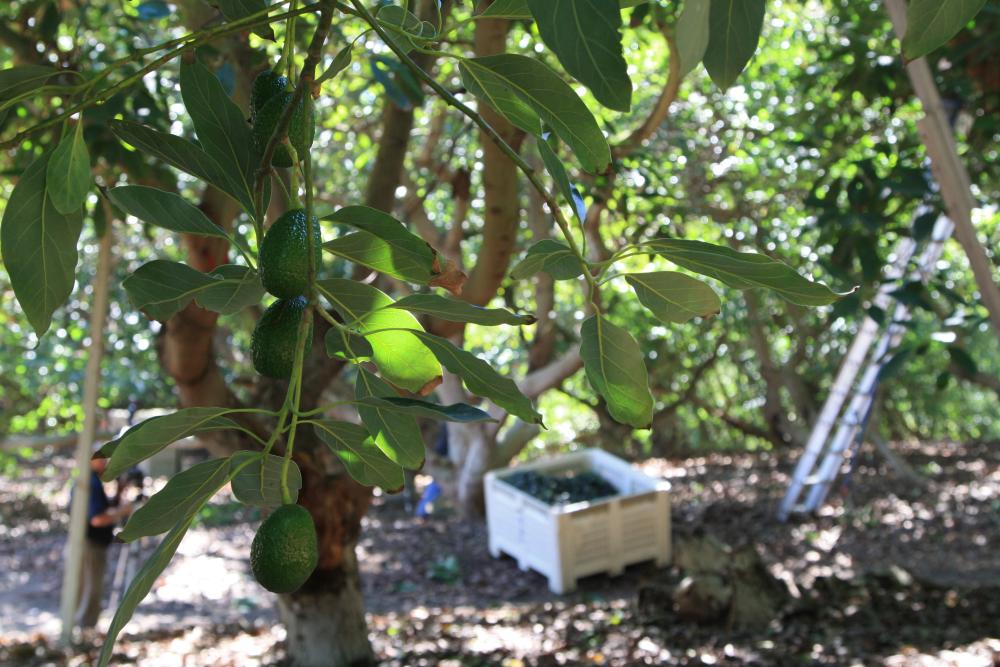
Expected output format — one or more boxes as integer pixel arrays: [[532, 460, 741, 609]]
[[703, 0, 765, 89], [676, 0, 712, 76], [356, 368, 425, 469], [311, 419, 405, 490], [480, 0, 646, 19], [460, 58, 542, 135], [216, 0, 275, 39], [646, 238, 850, 307], [98, 408, 240, 479], [46, 122, 91, 215], [119, 458, 230, 542], [229, 451, 302, 508], [509, 240, 585, 281], [123, 260, 261, 320], [195, 264, 265, 315], [110, 120, 254, 214], [108, 185, 229, 239], [0, 65, 60, 101], [97, 518, 192, 667], [179, 60, 255, 190], [391, 294, 535, 326], [323, 206, 437, 283], [460, 54, 611, 172], [625, 271, 721, 323], [318, 278, 442, 393], [526, 0, 632, 111], [406, 331, 543, 425], [902, 0, 987, 59], [356, 397, 495, 423], [580, 315, 653, 428], [0, 152, 83, 335]]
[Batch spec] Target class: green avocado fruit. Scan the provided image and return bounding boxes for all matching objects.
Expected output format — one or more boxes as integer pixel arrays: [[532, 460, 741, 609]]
[[250, 296, 312, 379], [250, 504, 319, 594], [252, 91, 315, 168], [250, 69, 288, 123], [259, 208, 322, 299]]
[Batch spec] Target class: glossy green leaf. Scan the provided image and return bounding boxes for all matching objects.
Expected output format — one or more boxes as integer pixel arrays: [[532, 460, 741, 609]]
[[323, 206, 437, 284], [510, 240, 585, 281], [195, 265, 265, 315], [356, 397, 495, 423], [391, 294, 535, 326], [179, 60, 255, 190], [0, 152, 83, 335], [625, 271, 721, 323], [46, 122, 91, 214], [311, 419, 404, 490], [123, 260, 261, 320], [703, 0, 765, 89], [119, 458, 230, 541], [98, 408, 240, 479], [377, 3, 437, 52], [108, 185, 229, 239], [460, 54, 611, 172], [527, 0, 632, 111], [646, 238, 850, 307], [216, 0, 275, 39], [110, 120, 254, 214], [460, 59, 542, 135], [580, 315, 653, 428], [123, 260, 215, 321], [676, 0, 712, 76], [229, 451, 302, 508], [481, 0, 645, 19], [406, 331, 543, 425], [318, 278, 442, 393], [0, 65, 60, 101], [97, 518, 192, 667], [356, 368, 425, 469], [324, 328, 374, 361], [902, 0, 987, 59]]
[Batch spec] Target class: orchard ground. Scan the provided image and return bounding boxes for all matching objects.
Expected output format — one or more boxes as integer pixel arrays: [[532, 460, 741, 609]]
[[1, 440, 998, 666]]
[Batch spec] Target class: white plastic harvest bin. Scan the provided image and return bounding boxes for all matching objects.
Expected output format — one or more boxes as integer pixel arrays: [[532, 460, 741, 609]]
[[484, 448, 671, 594]]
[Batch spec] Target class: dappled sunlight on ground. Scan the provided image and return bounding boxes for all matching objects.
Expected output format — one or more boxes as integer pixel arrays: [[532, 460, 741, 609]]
[[1, 440, 998, 665]]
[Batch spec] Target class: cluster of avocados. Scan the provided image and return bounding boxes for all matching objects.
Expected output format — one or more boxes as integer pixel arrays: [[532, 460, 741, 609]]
[[250, 69, 316, 168], [504, 470, 619, 506], [247, 69, 322, 595]]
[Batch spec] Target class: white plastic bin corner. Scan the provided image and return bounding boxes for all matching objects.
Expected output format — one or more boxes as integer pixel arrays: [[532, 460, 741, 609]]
[[484, 448, 671, 594]]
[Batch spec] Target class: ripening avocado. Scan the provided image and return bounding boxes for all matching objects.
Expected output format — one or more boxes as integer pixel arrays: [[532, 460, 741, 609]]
[[252, 91, 315, 168], [250, 504, 318, 593], [259, 208, 322, 299], [250, 69, 289, 123], [250, 296, 312, 379]]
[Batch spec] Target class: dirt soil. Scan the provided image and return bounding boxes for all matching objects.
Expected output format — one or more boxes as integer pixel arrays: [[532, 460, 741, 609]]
[[0, 439, 998, 666]]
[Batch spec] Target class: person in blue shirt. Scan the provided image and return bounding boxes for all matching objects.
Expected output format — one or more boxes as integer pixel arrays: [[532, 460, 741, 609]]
[[73, 454, 133, 630]]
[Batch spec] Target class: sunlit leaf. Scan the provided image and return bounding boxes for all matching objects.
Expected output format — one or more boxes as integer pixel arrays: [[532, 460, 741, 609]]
[[625, 271, 721, 323], [580, 315, 653, 428], [646, 238, 850, 307], [46, 123, 91, 215], [356, 368, 425, 469], [510, 240, 585, 281], [323, 205, 437, 284], [406, 331, 543, 425], [460, 54, 611, 172], [311, 419, 404, 490], [318, 278, 442, 393], [391, 293, 535, 326]]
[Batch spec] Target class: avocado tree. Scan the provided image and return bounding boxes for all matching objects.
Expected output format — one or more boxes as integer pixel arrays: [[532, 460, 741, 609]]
[[0, 0, 988, 665]]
